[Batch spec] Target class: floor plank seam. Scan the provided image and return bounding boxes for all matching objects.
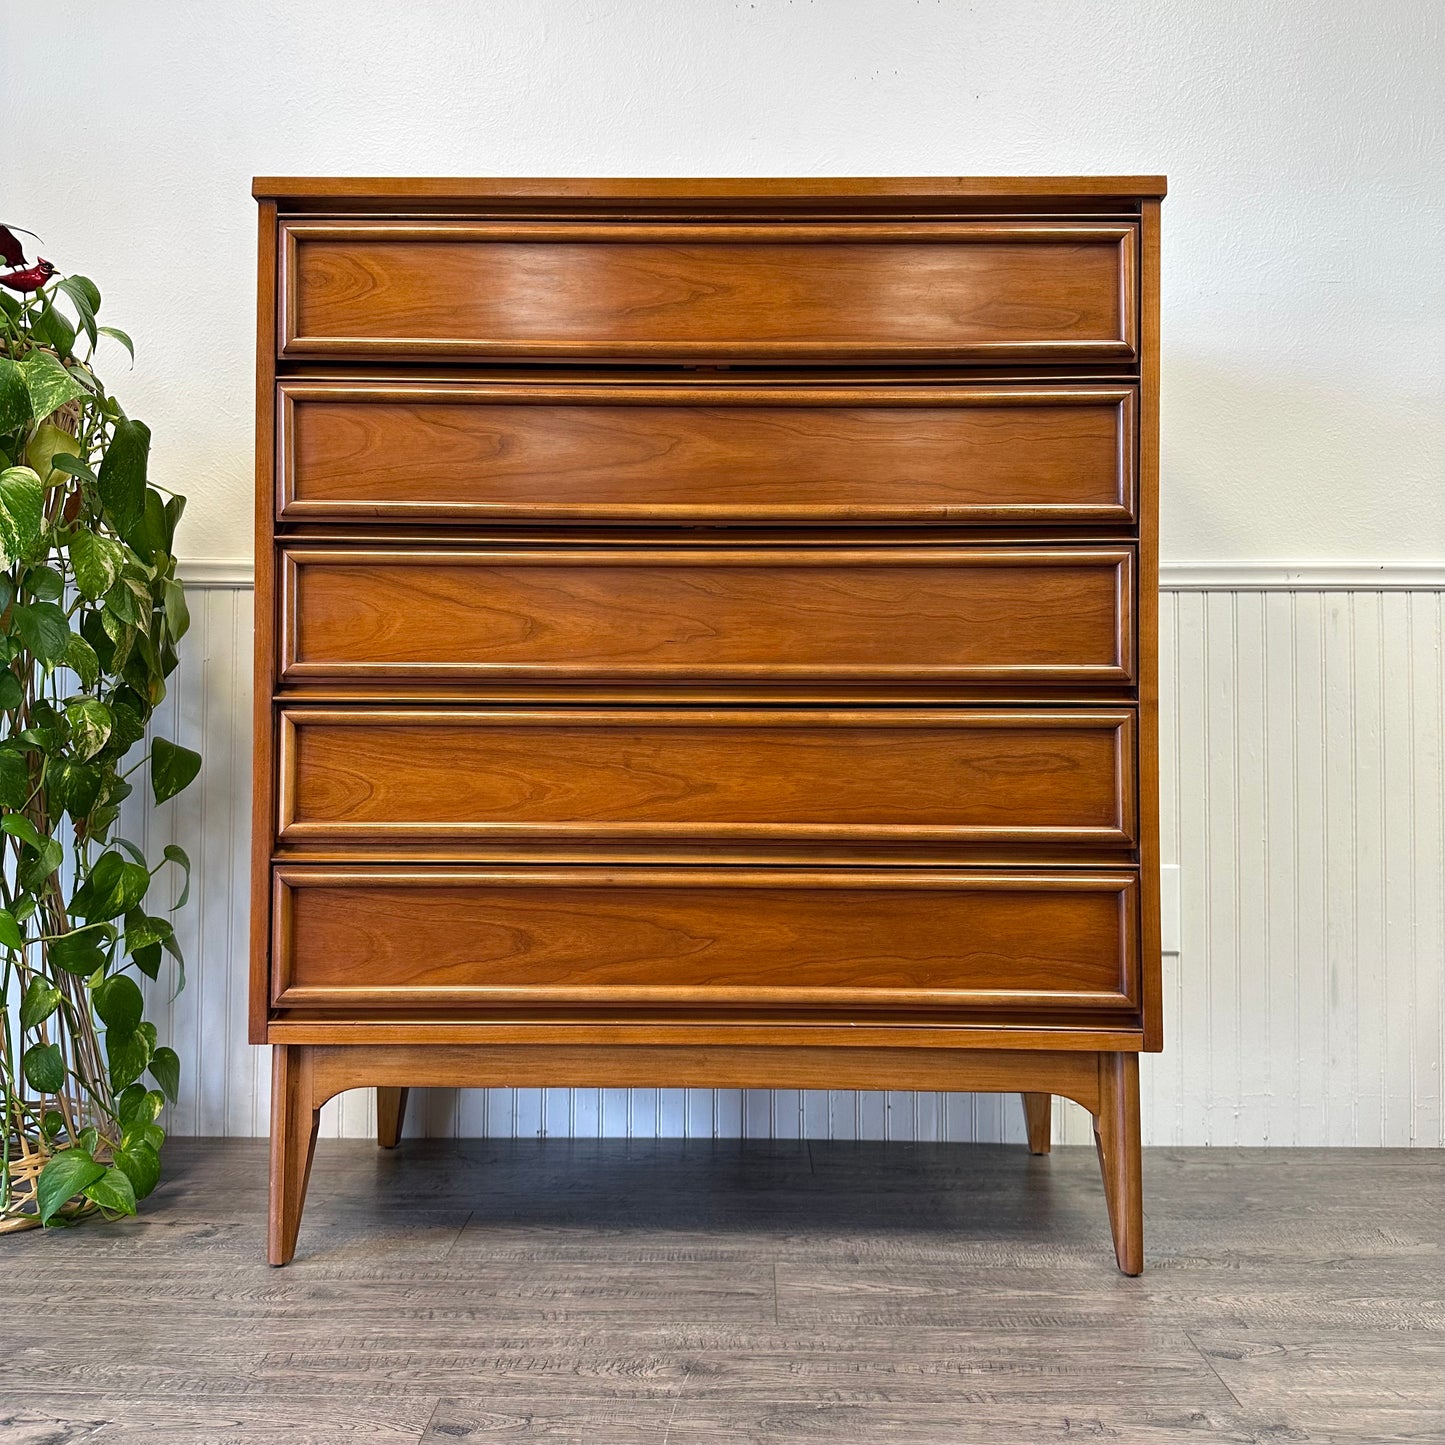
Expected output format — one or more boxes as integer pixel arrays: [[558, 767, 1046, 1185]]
[[417, 1396, 445, 1442], [440, 1208, 475, 1260], [1182, 1328, 1247, 1412], [661, 1364, 690, 1445]]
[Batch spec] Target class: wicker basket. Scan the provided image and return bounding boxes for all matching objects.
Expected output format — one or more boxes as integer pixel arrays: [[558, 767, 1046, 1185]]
[[3, 1098, 103, 1234], [2, 1130, 100, 1233]]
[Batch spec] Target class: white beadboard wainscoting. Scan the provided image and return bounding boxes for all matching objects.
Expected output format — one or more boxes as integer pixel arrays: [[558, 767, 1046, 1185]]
[[135, 566, 1445, 1147]]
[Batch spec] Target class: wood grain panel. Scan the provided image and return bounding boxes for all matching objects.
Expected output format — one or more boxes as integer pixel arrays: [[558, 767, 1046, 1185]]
[[280, 221, 1137, 361], [271, 867, 1139, 1013], [276, 707, 1136, 848], [279, 545, 1135, 686], [278, 382, 1136, 524]]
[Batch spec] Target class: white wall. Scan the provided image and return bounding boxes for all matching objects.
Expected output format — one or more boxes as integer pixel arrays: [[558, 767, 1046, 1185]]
[[9, 2, 1445, 1142], [8, 0, 1443, 563]]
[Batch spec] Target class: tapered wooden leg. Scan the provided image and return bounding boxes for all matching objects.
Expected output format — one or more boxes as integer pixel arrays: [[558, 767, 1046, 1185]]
[[269, 1044, 320, 1267], [1093, 1052, 1143, 1275], [1021, 1093, 1052, 1154], [377, 1087, 409, 1149]]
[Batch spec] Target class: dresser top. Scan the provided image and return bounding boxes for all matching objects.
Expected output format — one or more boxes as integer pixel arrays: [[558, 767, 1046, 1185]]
[[252, 175, 1167, 208]]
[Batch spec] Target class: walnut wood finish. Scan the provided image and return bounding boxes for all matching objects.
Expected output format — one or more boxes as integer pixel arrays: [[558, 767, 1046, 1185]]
[[1021, 1092, 1053, 1154], [281, 220, 1137, 362], [277, 706, 1137, 852], [279, 381, 1136, 525], [254, 176, 1164, 1274], [279, 544, 1136, 686], [255, 174, 1168, 205], [375, 1086, 408, 1149], [270, 866, 1140, 1015]]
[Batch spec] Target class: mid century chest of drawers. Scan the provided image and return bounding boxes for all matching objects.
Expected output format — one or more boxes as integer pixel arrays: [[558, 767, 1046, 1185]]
[[252, 176, 1165, 1271]]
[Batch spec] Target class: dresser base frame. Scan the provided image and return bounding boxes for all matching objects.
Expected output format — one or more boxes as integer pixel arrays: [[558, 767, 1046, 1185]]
[[267, 1042, 1142, 1274]]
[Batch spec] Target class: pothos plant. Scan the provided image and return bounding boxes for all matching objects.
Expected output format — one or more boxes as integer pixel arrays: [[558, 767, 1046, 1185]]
[[0, 222, 199, 1230]]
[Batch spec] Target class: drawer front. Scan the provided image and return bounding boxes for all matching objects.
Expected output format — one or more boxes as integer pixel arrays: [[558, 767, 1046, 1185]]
[[279, 545, 1135, 686], [272, 867, 1139, 1012], [280, 220, 1137, 361], [277, 707, 1137, 849], [278, 382, 1136, 525]]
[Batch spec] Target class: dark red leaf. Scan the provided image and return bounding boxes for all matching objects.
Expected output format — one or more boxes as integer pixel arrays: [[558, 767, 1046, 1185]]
[[0, 223, 34, 269]]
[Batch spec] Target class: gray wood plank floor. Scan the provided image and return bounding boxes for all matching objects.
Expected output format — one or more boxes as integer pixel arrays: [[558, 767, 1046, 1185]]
[[0, 1139, 1440, 1442]]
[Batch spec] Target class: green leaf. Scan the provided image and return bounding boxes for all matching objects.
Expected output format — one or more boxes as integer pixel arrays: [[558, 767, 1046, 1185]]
[[49, 452, 96, 483], [0, 907, 26, 951], [0, 357, 30, 433], [134, 489, 169, 559], [108, 699, 146, 754], [103, 573, 146, 628], [36, 1149, 107, 1225], [19, 976, 60, 1030], [64, 633, 100, 691], [32, 301, 76, 359], [97, 417, 150, 543], [18, 351, 86, 420], [108, 1022, 155, 1090], [65, 274, 102, 315], [56, 276, 99, 350], [129, 1121, 165, 1154], [149, 1046, 180, 1104], [98, 326, 134, 362], [117, 1083, 165, 1126], [25, 564, 65, 601], [161, 577, 190, 642], [71, 850, 151, 921], [151, 739, 201, 804], [0, 671, 22, 710], [83, 1165, 137, 1216], [18, 834, 63, 894], [163, 844, 192, 908], [70, 530, 125, 600], [65, 697, 113, 761], [22, 1041, 66, 1092], [125, 910, 173, 952], [132, 942, 161, 979], [2, 813, 47, 849], [94, 973, 144, 1034], [0, 749, 31, 807], [0, 466, 45, 564], [100, 610, 134, 672], [49, 929, 107, 976], [11, 601, 72, 665], [113, 1140, 160, 1199], [49, 758, 104, 820], [41, 1109, 65, 1139]]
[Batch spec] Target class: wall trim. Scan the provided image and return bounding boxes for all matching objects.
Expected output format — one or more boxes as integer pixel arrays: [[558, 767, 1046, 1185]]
[[174, 559, 1445, 593], [177, 560, 257, 588], [1158, 561, 1445, 591]]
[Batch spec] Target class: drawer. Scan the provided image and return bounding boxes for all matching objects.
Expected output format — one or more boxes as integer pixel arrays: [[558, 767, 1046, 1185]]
[[278, 381, 1136, 526], [276, 706, 1137, 850], [278, 544, 1136, 687], [279, 220, 1138, 362], [275, 381, 1132, 528], [271, 866, 1140, 1013]]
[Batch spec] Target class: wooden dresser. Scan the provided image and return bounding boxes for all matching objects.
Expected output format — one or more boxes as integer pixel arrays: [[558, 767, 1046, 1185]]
[[251, 176, 1165, 1271]]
